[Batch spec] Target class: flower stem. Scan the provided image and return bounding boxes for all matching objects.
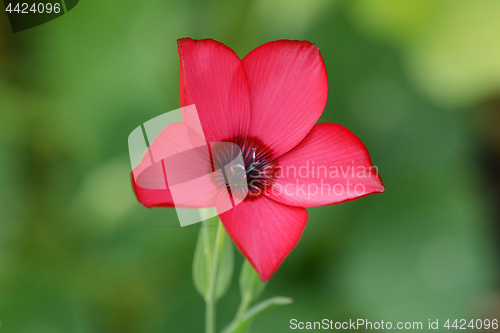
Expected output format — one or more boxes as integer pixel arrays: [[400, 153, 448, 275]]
[[205, 219, 224, 333], [220, 294, 251, 333], [234, 294, 251, 323], [205, 298, 215, 333]]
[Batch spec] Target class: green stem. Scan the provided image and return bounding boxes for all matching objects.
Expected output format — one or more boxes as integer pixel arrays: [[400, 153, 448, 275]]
[[205, 298, 215, 333], [234, 294, 251, 323], [205, 220, 224, 333], [221, 294, 251, 333]]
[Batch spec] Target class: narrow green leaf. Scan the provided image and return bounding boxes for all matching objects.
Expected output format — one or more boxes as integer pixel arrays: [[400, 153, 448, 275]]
[[222, 297, 293, 333], [239, 260, 266, 302], [244, 296, 293, 319]]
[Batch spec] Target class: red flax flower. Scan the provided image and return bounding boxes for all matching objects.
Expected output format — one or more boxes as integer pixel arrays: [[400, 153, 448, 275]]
[[132, 38, 384, 281]]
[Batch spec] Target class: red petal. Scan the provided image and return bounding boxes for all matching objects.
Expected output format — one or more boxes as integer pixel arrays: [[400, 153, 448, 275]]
[[242, 40, 328, 159], [132, 122, 220, 208], [132, 172, 174, 208], [178, 38, 251, 142], [265, 123, 384, 207], [218, 196, 308, 281]]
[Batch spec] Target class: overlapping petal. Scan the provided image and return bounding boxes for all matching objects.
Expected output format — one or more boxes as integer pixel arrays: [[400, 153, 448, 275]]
[[264, 123, 384, 207], [178, 38, 251, 143], [132, 122, 219, 208], [218, 195, 308, 281], [132, 174, 175, 208], [242, 40, 328, 160]]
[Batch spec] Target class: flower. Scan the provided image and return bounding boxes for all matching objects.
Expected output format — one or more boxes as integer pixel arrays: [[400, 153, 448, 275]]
[[132, 38, 384, 281]]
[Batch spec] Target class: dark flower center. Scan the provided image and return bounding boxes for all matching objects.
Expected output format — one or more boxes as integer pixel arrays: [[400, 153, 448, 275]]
[[210, 137, 276, 199]]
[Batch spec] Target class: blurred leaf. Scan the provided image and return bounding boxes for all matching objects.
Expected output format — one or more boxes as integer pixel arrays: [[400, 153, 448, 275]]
[[192, 210, 234, 302], [221, 262, 284, 333], [239, 260, 266, 302], [348, 0, 500, 106], [215, 224, 234, 300]]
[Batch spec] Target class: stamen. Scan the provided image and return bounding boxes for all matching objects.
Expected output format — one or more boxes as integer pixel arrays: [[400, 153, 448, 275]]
[[210, 141, 274, 198], [246, 158, 266, 177]]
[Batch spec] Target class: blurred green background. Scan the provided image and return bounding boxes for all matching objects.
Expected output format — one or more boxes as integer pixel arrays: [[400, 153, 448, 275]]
[[1, 0, 500, 332]]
